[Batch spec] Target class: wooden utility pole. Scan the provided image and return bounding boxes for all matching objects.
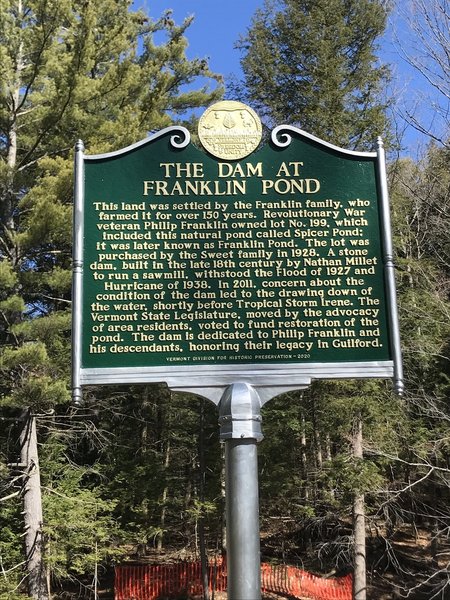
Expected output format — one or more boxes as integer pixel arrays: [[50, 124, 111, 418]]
[[20, 411, 49, 600]]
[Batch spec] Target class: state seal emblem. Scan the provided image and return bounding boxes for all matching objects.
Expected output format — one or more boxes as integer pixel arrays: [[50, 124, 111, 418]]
[[198, 100, 262, 160]]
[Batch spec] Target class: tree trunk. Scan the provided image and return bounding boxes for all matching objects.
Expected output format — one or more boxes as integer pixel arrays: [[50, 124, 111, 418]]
[[140, 387, 151, 539], [353, 413, 366, 600], [311, 400, 322, 506], [156, 440, 170, 552], [20, 411, 49, 600], [300, 410, 309, 501], [325, 433, 335, 501], [312, 401, 323, 470]]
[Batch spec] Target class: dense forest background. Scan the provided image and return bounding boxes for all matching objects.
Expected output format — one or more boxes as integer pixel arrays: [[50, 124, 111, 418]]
[[0, 0, 449, 599]]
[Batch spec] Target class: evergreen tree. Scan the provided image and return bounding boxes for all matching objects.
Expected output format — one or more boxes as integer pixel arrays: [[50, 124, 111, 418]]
[[0, 1, 221, 596], [370, 148, 450, 597], [234, 0, 391, 149], [0, 0, 221, 407], [96, 386, 222, 555]]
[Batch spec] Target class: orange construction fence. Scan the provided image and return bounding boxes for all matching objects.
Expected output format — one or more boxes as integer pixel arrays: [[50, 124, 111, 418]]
[[115, 560, 352, 600]]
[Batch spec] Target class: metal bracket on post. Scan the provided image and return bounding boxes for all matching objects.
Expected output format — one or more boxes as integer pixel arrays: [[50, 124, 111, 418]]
[[218, 382, 263, 442], [218, 383, 263, 600]]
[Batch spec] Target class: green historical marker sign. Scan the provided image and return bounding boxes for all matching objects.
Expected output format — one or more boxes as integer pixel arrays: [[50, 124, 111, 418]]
[[72, 112, 403, 404]]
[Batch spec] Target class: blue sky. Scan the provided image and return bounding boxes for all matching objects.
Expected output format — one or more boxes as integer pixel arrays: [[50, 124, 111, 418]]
[[143, 1, 437, 156], [144, 0, 258, 78]]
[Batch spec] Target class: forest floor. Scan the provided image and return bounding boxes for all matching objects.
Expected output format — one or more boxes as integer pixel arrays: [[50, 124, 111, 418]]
[[258, 517, 450, 599], [91, 523, 450, 600], [365, 524, 450, 599]]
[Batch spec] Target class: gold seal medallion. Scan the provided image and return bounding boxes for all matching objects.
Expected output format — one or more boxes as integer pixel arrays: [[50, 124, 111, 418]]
[[198, 101, 262, 160]]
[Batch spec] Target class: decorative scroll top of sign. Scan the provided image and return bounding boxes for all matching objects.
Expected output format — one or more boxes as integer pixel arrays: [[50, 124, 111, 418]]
[[198, 100, 263, 160]]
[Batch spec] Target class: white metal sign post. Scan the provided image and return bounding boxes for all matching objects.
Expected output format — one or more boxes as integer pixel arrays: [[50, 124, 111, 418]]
[[219, 383, 264, 600]]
